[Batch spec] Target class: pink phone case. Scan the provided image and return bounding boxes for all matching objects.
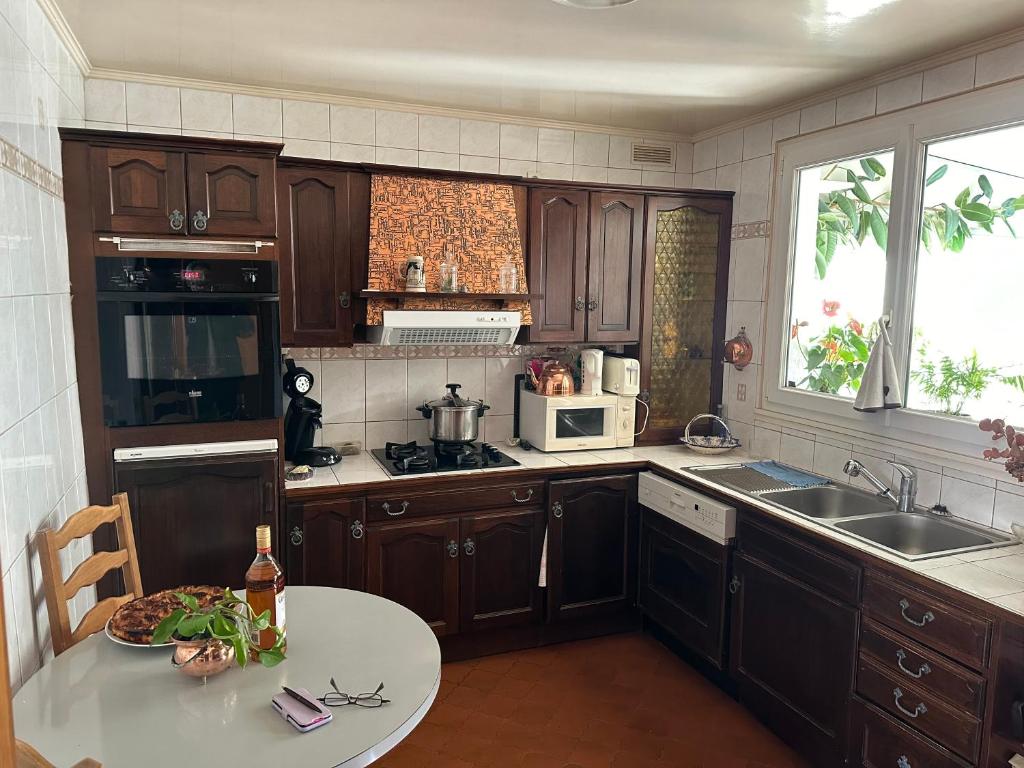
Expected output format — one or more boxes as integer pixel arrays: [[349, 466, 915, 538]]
[[271, 688, 333, 733]]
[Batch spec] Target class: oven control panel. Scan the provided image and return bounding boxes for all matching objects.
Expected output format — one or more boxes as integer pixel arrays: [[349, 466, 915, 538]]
[[96, 257, 277, 294]]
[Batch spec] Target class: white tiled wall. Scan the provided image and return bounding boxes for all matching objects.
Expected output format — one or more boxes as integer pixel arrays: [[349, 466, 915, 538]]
[[706, 37, 1024, 536], [285, 346, 574, 450], [0, 0, 90, 692], [82, 79, 696, 186]]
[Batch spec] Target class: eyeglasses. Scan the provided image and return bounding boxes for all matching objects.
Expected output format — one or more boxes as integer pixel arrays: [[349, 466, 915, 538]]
[[317, 677, 390, 709]]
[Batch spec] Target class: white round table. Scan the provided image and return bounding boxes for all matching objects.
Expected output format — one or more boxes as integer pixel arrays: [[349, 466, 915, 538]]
[[13, 587, 441, 768]]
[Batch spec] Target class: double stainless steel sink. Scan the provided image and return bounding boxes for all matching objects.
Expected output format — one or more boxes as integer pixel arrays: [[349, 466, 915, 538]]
[[683, 465, 1017, 560]]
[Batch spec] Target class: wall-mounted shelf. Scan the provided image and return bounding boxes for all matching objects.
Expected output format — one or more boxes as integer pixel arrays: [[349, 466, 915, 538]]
[[359, 290, 538, 300]]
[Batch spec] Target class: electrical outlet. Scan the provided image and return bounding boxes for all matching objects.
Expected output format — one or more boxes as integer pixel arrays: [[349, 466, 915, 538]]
[[736, 383, 747, 402]]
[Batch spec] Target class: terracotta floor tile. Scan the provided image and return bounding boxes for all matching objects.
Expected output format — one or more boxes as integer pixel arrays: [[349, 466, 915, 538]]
[[375, 633, 807, 768]]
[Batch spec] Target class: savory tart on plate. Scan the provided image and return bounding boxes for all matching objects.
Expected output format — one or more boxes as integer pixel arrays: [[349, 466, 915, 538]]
[[106, 585, 223, 646]]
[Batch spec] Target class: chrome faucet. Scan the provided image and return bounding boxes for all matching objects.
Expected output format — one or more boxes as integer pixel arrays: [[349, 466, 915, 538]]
[[843, 459, 918, 513]]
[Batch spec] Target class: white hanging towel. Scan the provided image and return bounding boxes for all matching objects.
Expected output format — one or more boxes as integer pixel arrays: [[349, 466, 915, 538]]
[[537, 526, 548, 588], [854, 320, 903, 412]]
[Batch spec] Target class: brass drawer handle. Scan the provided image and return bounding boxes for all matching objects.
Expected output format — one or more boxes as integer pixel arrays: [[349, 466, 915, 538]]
[[552, 501, 563, 519], [510, 488, 534, 503], [191, 209, 208, 231], [169, 209, 184, 231], [574, 296, 585, 311], [898, 598, 935, 628], [447, 539, 458, 558], [897, 757, 911, 768], [895, 649, 931, 679], [463, 538, 475, 556], [289, 526, 303, 546], [893, 687, 927, 719], [350, 520, 364, 540]]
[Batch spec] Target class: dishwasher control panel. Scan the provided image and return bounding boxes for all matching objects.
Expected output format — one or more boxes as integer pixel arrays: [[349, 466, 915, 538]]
[[639, 471, 736, 544]]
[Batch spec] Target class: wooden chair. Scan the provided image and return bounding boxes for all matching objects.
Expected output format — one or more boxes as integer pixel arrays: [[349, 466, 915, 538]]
[[38, 493, 143, 656], [1, 569, 101, 767]]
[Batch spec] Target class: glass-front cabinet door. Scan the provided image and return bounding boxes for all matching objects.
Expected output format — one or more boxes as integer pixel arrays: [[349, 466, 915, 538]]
[[636, 196, 731, 444]]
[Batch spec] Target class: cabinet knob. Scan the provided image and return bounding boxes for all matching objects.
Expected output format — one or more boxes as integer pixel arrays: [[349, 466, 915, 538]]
[[728, 576, 741, 594], [574, 296, 585, 312], [463, 538, 475, 556], [639, 390, 651, 403], [289, 526, 304, 546], [191, 209, 208, 231], [168, 209, 184, 231], [897, 757, 911, 768], [510, 488, 534, 503], [350, 520, 364, 540], [447, 539, 459, 558], [339, 292, 351, 309], [552, 501, 563, 519], [587, 297, 598, 311]]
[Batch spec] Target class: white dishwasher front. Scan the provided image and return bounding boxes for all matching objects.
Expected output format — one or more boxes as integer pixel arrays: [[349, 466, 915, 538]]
[[638, 471, 736, 544]]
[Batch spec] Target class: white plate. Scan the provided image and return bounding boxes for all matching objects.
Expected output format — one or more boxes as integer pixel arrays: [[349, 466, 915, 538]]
[[104, 617, 172, 648]]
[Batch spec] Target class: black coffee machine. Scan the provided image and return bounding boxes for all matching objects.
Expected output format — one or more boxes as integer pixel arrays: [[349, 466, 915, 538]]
[[283, 359, 340, 467]]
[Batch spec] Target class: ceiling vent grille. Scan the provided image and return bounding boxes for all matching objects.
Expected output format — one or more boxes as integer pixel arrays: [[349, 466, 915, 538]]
[[631, 142, 674, 167]]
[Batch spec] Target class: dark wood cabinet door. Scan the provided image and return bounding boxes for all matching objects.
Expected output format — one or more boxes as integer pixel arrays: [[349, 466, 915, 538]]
[[277, 167, 368, 347], [730, 552, 858, 767], [639, 509, 729, 668], [366, 518, 460, 637], [90, 146, 187, 234], [527, 188, 588, 343], [587, 192, 643, 343], [459, 508, 545, 632], [113, 453, 278, 594], [547, 474, 638, 622], [636, 195, 731, 444], [186, 152, 277, 237], [285, 498, 365, 591]]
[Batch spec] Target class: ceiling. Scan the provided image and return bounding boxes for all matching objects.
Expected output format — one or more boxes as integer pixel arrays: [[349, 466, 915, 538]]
[[54, 0, 1024, 136]]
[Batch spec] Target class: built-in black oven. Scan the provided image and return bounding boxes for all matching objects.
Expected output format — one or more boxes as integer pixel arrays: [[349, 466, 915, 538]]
[[96, 257, 281, 427]]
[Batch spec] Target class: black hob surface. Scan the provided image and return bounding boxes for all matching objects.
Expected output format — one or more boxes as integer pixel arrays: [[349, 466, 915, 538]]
[[370, 440, 520, 476]]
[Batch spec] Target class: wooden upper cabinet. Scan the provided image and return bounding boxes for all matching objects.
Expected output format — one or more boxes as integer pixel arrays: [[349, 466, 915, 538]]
[[277, 166, 369, 347], [528, 188, 588, 343], [587, 192, 643, 343], [186, 152, 276, 237], [636, 195, 731, 444], [90, 143, 277, 238], [90, 147, 187, 234]]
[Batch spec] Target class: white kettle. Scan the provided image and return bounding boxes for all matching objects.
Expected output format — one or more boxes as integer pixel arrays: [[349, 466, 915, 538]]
[[579, 349, 604, 396]]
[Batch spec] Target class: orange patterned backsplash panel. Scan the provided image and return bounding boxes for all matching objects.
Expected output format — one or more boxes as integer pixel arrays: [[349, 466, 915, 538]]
[[366, 174, 531, 325]]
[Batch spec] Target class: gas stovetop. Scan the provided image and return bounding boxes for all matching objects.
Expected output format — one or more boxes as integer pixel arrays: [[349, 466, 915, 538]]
[[369, 441, 521, 476]]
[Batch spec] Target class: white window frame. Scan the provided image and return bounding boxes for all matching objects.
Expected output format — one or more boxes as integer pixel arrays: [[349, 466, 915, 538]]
[[763, 79, 1024, 457]]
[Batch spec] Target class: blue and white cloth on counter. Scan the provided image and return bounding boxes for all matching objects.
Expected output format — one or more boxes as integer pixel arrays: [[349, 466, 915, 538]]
[[744, 461, 828, 488]]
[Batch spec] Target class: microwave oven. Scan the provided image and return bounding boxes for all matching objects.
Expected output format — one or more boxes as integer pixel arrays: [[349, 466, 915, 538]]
[[518, 390, 619, 452]]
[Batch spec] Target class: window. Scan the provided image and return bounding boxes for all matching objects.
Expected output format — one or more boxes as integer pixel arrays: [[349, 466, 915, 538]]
[[766, 85, 1024, 452], [785, 151, 893, 398], [908, 126, 1024, 424]]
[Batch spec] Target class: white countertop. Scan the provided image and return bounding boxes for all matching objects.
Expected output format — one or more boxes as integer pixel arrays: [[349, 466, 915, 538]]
[[286, 446, 1024, 619]]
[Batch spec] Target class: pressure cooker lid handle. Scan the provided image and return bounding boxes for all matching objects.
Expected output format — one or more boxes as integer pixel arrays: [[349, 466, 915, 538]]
[[445, 383, 468, 407]]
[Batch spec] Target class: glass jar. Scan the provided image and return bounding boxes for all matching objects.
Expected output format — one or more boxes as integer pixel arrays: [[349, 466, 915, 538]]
[[498, 258, 518, 293]]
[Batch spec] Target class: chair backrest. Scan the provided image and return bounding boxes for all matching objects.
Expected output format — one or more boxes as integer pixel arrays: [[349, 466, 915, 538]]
[[38, 493, 143, 655]]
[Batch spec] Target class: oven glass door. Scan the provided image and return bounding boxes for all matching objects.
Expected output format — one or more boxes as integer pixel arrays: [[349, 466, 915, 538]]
[[98, 298, 281, 426], [553, 407, 609, 439]]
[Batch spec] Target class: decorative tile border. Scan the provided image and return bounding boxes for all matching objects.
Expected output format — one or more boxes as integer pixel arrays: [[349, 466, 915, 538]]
[[0, 137, 63, 199], [732, 221, 769, 240], [283, 343, 621, 361]]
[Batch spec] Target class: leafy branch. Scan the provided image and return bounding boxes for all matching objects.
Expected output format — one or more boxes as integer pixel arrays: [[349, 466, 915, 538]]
[[794, 319, 875, 395], [151, 588, 286, 668], [815, 159, 1024, 279]]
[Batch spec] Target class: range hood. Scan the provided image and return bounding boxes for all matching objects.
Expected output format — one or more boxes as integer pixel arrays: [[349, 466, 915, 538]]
[[366, 311, 521, 345]]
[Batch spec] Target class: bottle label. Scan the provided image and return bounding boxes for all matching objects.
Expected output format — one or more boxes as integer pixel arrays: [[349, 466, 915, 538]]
[[275, 589, 286, 636]]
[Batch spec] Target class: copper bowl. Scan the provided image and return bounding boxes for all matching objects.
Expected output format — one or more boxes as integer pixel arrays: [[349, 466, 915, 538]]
[[171, 637, 235, 681]]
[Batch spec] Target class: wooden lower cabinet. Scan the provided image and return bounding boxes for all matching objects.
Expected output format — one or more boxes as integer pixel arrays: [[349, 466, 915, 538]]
[[730, 551, 859, 767], [285, 498, 365, 591], [459, 508, 546, 632], [113, 452, 278, 594], [547, 474, 639, 622], [850, 698, 970, 768], [365, 518, 460, 637], [639, 508, 729, 668]]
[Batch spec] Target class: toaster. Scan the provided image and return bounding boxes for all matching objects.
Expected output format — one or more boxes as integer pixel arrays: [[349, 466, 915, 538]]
[[602, 356, 640, 397]]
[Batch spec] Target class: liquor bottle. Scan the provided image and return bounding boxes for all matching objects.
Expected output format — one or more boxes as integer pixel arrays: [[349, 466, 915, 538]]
[[246, 524, 286, 652]]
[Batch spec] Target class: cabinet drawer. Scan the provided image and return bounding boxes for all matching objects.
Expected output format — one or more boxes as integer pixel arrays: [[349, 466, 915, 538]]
[[367, 481, 546, 522], [863, 572, 992, 669], [737, 516, 861, 604], [851, 698, 971, 768], [860, 618, 985, 716], [856, 655, 981, 762]]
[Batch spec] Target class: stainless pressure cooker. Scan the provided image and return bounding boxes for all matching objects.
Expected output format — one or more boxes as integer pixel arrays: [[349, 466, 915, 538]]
[[416, 383, 489, 444]]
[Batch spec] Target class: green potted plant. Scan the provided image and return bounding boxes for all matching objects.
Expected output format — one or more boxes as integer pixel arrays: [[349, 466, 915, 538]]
[[151, 588, 286, 679]]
